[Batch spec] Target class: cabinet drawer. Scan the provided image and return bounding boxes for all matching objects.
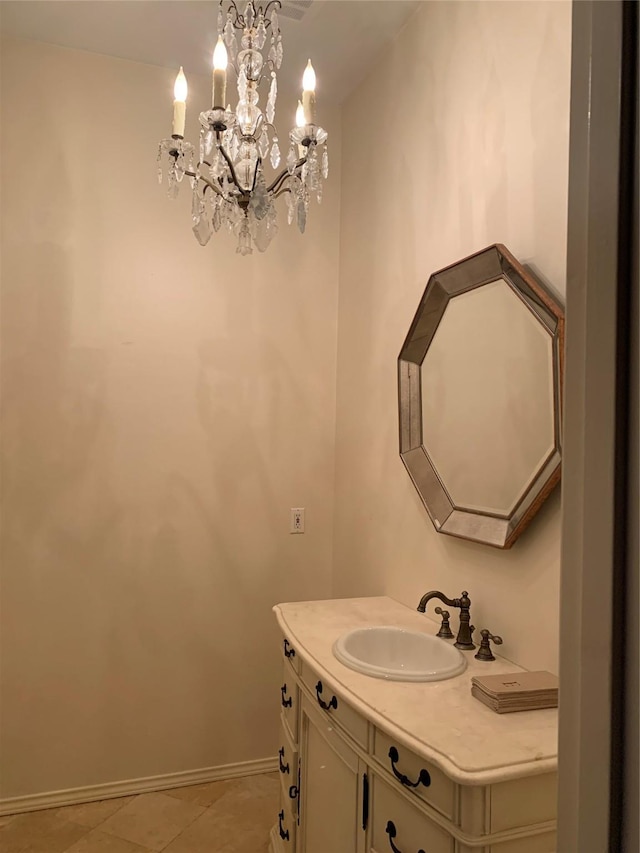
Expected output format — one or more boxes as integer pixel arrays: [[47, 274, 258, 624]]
[[280, 659, 299, 742], [370, 772, 453, 853], [278, 721, 299, 817], [300, 659, 368, 748], [272, 803, 296, 853], [281, 636, 300, 674], [373, 728, 455, 821]]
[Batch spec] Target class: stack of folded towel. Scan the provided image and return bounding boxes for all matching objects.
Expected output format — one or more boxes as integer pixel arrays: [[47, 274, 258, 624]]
[[471, 671, 558, 714]]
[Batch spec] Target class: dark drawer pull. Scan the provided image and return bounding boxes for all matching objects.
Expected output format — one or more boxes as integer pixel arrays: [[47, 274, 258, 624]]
[[315, 680, 338, 711], [385, 820, 425, 853], [278, 746, 289, 775], [288, 783, 299, 800], [388, 746, 431, 788], [284, 639, 296, 658], [278, 810, 289, 841], [281, 683, 293, 708]]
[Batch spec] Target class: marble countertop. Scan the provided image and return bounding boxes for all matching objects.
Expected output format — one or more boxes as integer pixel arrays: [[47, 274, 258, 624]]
[[274, 596, 558, 786]]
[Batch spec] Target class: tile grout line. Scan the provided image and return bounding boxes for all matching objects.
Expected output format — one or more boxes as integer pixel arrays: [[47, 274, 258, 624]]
[[155, 776, 273, 852], [56, 788, 204, 853], [58, 794, 146, 853], [156, 791, 209, 853]]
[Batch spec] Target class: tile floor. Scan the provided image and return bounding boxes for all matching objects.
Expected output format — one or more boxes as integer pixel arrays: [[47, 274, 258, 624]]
[[0, 772, 279, 853]]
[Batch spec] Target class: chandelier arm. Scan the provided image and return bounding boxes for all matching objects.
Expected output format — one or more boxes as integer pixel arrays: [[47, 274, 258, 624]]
[[251, 156, 263, 193], [262, 0, 282, 21], [269, 173, 294, 195], [224, 0, 281, 29], [225, 0, 244, 28], [185, 169, 223, 196], [273, 187, 291, 199], [266, 169, 289, 194], [201, 179, 223, 196], [216, 140, 245, 195], [266, 160, 306, 194]]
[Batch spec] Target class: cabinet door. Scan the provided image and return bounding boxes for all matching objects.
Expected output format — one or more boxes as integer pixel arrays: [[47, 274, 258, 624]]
[[299, 694, 367, 853]]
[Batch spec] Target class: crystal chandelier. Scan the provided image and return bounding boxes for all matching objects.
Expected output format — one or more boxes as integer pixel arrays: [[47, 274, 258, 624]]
[[157, 0, 329, 255]]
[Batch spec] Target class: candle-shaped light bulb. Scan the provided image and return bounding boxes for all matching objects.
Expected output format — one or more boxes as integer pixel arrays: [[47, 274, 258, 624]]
[[302, 60, 316, 93], [213, 36, 228, 71], [296, 100, 306, 128], [301, 59, 316, 124], [174, 66, 188, 101], [212, 36, 228, 108], [172, 66, 187, 136]]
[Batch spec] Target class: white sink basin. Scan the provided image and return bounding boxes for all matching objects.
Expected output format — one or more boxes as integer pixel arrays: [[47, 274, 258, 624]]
[[333, 626, 466, 682]]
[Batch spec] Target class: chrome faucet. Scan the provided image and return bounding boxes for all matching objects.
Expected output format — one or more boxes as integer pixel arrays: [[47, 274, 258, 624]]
[[417, 590, 475, 650]]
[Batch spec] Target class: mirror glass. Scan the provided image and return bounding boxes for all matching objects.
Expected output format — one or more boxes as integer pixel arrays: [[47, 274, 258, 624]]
[[421, 278, 554, 515], [398, 244, 564, 549]]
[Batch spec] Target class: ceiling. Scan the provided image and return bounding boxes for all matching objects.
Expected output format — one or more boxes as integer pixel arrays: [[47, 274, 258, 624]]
[[0, 0, 421, 103]]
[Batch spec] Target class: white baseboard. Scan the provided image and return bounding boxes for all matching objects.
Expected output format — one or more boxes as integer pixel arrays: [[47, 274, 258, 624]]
[[0, 756, 278, 817]]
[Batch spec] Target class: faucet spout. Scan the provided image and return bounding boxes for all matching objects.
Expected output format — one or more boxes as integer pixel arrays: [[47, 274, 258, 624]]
[[416, 589, 475, 650], [417, 590, 457, 613]]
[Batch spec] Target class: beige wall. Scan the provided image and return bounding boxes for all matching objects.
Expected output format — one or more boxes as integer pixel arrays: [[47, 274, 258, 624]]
[[0, 38, 341, 798], [1, 0, 572, 802], [333, 1, 571, 673]]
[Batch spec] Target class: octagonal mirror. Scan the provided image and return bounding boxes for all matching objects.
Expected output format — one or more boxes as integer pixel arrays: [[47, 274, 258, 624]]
[[398, 244, 564, 549]]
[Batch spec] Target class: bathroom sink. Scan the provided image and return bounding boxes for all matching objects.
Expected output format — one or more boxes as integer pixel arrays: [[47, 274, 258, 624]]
[[333, 626, 466, 682]]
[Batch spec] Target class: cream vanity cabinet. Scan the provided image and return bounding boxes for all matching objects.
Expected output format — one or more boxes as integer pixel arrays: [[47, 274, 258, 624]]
[[273, 640, 367, 853], [270, 599, 558, 853]]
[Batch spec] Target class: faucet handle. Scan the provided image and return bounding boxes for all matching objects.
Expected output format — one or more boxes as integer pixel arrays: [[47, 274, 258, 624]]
[[434, 606, 454, 639], [474, 628, 503, 661]]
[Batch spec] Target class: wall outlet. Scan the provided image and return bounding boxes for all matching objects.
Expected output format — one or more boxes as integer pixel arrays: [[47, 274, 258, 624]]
[[290, 507, 305, 534]]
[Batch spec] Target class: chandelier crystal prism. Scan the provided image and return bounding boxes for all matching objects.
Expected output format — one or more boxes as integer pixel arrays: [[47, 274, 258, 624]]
[[157, 0, 328, 255]]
